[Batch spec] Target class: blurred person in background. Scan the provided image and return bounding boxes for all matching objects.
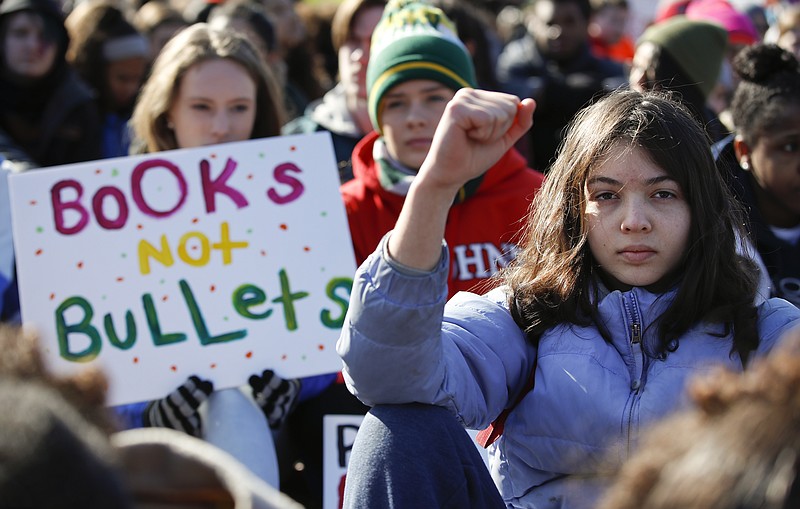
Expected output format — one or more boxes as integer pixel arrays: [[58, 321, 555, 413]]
[[0, 0, 101, 171], [714, 43, 800, 308], [497, 0, 626, 172], [282, 0, 386, 184], [589, 0, 635, 67], [132, 0, 188, 61], [66, 0, 150, 158], [630, 15, 729, 142]]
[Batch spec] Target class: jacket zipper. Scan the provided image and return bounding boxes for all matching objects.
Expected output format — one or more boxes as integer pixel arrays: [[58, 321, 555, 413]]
[[623, 292, 644, 455]]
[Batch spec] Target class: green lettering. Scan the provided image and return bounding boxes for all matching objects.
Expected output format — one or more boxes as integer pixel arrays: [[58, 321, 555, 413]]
[[143, 293, 186, 346], [321, 277, 352, 328], [232, 283, 273, 320], [104, 311, 137, 350], [180, 279, 247, 345], [55, 296, 101, 362], [271, 268, 309, 331]]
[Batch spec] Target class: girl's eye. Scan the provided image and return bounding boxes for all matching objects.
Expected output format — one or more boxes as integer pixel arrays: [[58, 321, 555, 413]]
[[190, 103, 211, 111], [232, 104, 251, 113], [653, 190, 677, 199], [594, 191, 616, 201], [426, 94, 447, 103]]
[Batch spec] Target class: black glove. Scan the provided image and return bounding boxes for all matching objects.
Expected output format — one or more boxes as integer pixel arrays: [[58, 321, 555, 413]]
[[143, 375, 213, 437], [248, 370, 301, 429]]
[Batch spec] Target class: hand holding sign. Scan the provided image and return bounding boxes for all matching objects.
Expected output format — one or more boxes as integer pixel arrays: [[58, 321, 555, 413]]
[[249, 369, 301, 429], [143, 375, 214, 437]]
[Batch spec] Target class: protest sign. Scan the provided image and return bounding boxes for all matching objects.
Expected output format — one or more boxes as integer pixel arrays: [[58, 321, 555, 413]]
[[9, 132, 355, 405]]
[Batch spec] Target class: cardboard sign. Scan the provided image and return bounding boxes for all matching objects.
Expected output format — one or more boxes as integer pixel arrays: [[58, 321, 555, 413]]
[[9, 133, 355, 405], [322, 414, 490, 509]]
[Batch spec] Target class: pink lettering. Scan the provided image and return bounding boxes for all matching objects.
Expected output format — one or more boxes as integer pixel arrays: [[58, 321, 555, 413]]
[[200, 158, 248, 213], [267, 163, 304, 205], [51, 180, 89, 235]]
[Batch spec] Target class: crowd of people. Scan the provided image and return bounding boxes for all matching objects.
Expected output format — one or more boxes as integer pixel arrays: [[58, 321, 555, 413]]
[[0, 0, 799, 507]]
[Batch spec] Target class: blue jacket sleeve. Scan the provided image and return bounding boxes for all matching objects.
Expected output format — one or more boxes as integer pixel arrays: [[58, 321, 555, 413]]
[[337, 234, 535, 429]]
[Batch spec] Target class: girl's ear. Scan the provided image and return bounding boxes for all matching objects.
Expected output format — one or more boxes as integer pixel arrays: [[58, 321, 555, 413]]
[[733, 135, 751, 171]]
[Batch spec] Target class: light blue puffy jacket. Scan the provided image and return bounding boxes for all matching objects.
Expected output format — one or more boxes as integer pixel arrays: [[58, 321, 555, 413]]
[[338, 237, 800, 508]]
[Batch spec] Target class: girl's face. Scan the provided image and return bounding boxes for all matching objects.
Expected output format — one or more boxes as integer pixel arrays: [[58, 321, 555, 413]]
[[738, 102, 800, 228], [106, 56, 148, 111], [3, 11, 57, 79], [167, 58, 257, 148], [584, 143, 691, 290], [379, 79, 456, 171]]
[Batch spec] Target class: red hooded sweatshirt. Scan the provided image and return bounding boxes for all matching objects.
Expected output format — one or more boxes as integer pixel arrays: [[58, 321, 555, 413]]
[[341, 131, 545, 298]]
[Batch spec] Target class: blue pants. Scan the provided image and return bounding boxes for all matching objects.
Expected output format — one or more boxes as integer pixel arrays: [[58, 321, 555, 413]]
[[343, 403, 505, 509]]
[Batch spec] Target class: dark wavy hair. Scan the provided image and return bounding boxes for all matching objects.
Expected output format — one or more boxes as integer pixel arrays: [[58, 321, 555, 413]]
[[502, 89, 760, 362]]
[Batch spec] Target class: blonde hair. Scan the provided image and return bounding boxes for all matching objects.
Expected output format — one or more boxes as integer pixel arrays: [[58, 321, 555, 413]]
[[130, 23, 285, 153]]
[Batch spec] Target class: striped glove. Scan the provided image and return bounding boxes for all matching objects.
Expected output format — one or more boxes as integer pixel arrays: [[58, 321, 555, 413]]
[[143, 375, 213, 437], [249, 370, 301, 429]]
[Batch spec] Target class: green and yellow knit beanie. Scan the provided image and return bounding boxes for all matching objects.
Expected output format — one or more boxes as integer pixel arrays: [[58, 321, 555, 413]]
[[366, 0, 477, 133], [637, 16, 728, 100]]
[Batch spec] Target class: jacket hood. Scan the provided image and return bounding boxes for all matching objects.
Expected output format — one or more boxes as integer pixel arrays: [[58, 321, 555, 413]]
[[351, 131, 531, 199]]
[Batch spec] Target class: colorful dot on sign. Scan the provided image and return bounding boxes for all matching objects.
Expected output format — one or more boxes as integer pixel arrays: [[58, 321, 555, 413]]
[[301, 355, 307, 361], [95, 168, 102, 175], [260, 250, 266, 256], [303, 246, 311, 252], [136, 224, 143, 230], [170, 365, 177, 372], [279, 224, 288, 230], [321, 211, 328, 217], [121, 253, 127, 258], [133, 357, 139, 364], [162, 295, 168, 302], [29, 200, 37, 206], [111, 169, 119, 177], [35, 249, 43, 256], [259, 152, 265, 158], [290, 146, 296, 151], [36, 227, 43, 233], [210, 284, 216, 292], [246, 228, 253, 234], [318, 344, 325, 351], [281, 354, 288, 360], [245, 351, 253, 359], [210, 153, 217, 159], [191, 245, 198, 250], [116, 277, 124, 282], [247, 174, 254, 180], [210, 363, 217, 369], [49, 293, 55, 300], [77, 261, 84, 269], [192, 218, 199, 224]]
